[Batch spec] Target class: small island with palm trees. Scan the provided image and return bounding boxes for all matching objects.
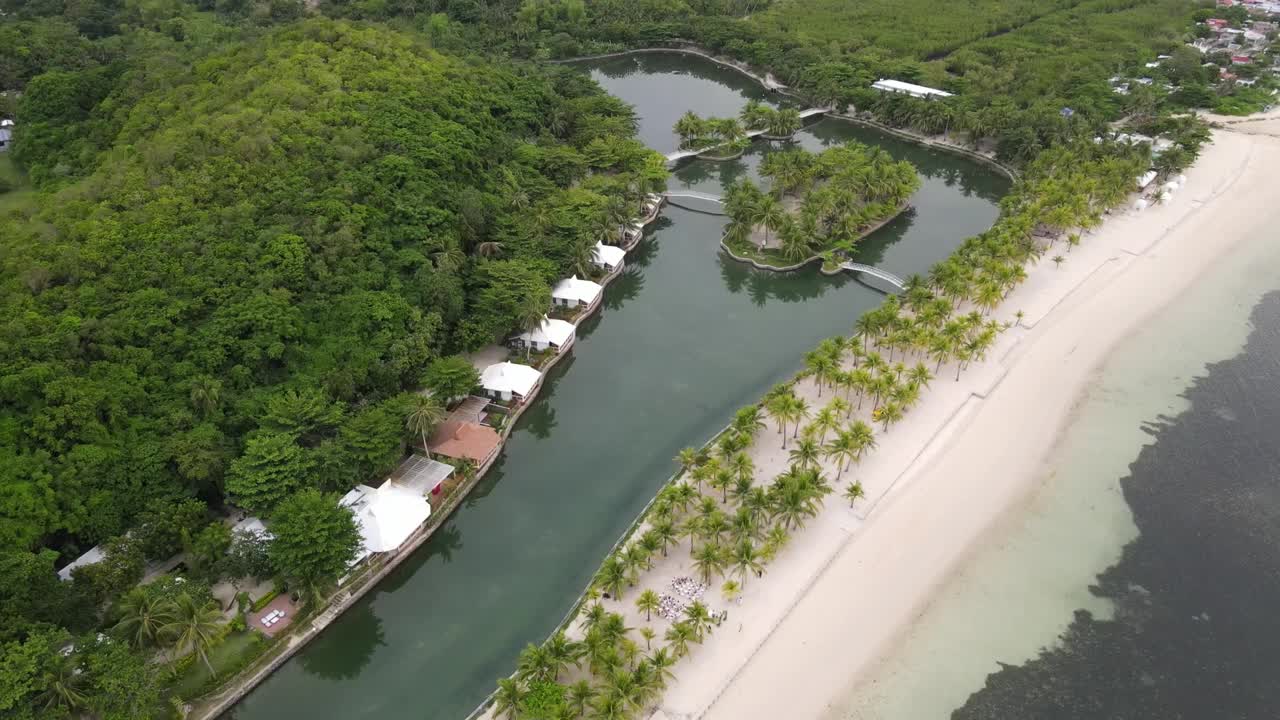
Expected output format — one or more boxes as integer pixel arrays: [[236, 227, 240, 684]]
[[674, 102, 804, 160], [720, 142, 920, 270]]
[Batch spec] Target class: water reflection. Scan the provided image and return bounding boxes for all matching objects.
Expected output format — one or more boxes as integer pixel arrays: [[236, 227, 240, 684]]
[[297, 605, 387, 681]]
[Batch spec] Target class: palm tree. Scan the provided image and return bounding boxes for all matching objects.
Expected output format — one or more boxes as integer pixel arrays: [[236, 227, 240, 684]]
[[405, 394, 446, 451], [752, 194, 787, 250], [693, 542, 727, 585], [788, 437, 820, 469], [648, 646, 678, 687], [114, 589, 174, 648], [824, 430, 858, 480], [843, 481, 866, 507], [681, 516, 702, 554], [765, 392, 792, 444], [811, 406, 840, 444], [161, 593, 223, 676], [849, 419, 877, 463], [34, 650, 87, 715], [683, 600, 715, 640], [664, 621, 696, 658], [639, 626, 656, 650], [652, 517, 678, 557], [710, 469, 734, 503], [517, 642, 555, 683], [636, 589, 660, 622], [722, 579, 742, 602], [733, 405, 767, 441], [877, 401, 905, 431], [728, 451, 755, 487], [516, 295, 547, 359], [492, 678, 524, 720], [786, 395, 810, 440], [544, 631, 581, 681], [732, 539, 763, 586], [597, 555, 628, 599], [676, 447, 699, 476], [189, 376, 222, 418], [568, 680, 595, 718]]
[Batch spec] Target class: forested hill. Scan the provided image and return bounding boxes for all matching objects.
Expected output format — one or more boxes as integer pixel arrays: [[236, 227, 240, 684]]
[[0, 18, 663, 555]]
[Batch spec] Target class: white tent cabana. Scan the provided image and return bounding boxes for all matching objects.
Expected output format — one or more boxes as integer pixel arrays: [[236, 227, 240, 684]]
[[516, 316, 575, 351], [551, 275, 603, 308], [593, 241, 626, 270], [479, 361, 542, 401], [340, 481, 431, 565]]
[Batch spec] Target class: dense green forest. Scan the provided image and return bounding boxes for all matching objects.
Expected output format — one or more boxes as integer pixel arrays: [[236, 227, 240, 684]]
[[0, 6, 668, 712]]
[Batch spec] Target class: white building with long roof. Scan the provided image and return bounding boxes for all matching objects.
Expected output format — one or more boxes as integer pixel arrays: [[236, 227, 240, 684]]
[[871, 78, 953, 99]]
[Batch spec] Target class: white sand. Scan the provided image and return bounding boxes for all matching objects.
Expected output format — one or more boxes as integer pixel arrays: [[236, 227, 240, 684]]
[[646, 128, 1280, 719]]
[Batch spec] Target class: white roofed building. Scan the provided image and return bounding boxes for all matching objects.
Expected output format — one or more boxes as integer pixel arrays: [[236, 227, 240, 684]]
[[58, 545, 105, 581], [551, 275, 603, 308], [514, 316, 575, 352], [593, 241, 626, 271], [479, 361, 542, 402], [871, 79, 953, 99], [340, 480, 431, 566]]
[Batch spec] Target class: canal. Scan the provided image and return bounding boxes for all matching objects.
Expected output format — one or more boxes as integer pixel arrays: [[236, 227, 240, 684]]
[[227, 51, 1008, 720]]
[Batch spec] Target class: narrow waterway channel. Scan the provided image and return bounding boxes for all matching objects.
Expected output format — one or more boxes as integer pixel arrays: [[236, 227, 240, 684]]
[[226, 51, 1008, 720]]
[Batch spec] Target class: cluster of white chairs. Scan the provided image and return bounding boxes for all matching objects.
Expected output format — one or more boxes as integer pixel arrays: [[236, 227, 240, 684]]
[[260, 609, 287, 628]]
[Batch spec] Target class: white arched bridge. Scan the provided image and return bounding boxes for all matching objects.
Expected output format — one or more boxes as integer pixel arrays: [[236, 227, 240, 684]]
[[840, 262, 906, 292], [663, 191, 727, 215]]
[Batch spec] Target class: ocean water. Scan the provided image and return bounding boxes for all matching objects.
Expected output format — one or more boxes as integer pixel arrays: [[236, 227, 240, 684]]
[[839, 214, 1280, 719]]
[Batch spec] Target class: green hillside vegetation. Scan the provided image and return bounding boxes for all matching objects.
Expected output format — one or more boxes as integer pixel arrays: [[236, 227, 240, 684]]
[[455, 0, 1200, 162], [0, 16, 665, 713], [721, 143, 920, 266]]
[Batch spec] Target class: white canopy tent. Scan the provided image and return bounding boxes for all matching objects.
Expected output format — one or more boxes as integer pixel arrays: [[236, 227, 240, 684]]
[[516, 316, 575, 350], [340, 481, 431, 565], [551, 275, 603, 307], [479, 361, 542, 400], [593, 242, 626, 270]]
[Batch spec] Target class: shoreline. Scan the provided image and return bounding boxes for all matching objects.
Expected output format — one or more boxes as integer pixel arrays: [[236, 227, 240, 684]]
[[680, 127, 1278, 719]]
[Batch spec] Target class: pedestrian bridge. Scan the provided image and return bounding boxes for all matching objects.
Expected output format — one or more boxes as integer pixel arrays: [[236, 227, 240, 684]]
[[663, 191, 726, 215], [840, 262, 906, 292]]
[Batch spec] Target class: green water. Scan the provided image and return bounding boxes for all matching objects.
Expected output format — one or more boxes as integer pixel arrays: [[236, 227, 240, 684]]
[[227, 51, 1007, 720]]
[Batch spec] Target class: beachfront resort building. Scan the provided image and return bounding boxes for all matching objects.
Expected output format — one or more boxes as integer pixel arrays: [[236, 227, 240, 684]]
[[593, 241, 626, 271], [340, 479, 432, 565], [871, 78, 953, 100], [551, 275, 603, 309], [514, 315, 575, 353], [479, 361, 542, 403]]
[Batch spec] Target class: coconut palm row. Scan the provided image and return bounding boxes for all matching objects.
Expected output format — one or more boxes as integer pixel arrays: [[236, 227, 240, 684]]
[[487, 135, 1183, 719], [721, 143, 919, 260], [495, 611, 689, 720]]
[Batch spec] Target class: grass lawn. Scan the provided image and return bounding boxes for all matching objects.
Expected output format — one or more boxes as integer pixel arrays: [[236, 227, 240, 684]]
[[169, 629, 271, 701]]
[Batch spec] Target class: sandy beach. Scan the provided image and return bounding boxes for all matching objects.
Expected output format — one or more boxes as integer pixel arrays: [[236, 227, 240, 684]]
[[637, 127, 1280, 720]]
